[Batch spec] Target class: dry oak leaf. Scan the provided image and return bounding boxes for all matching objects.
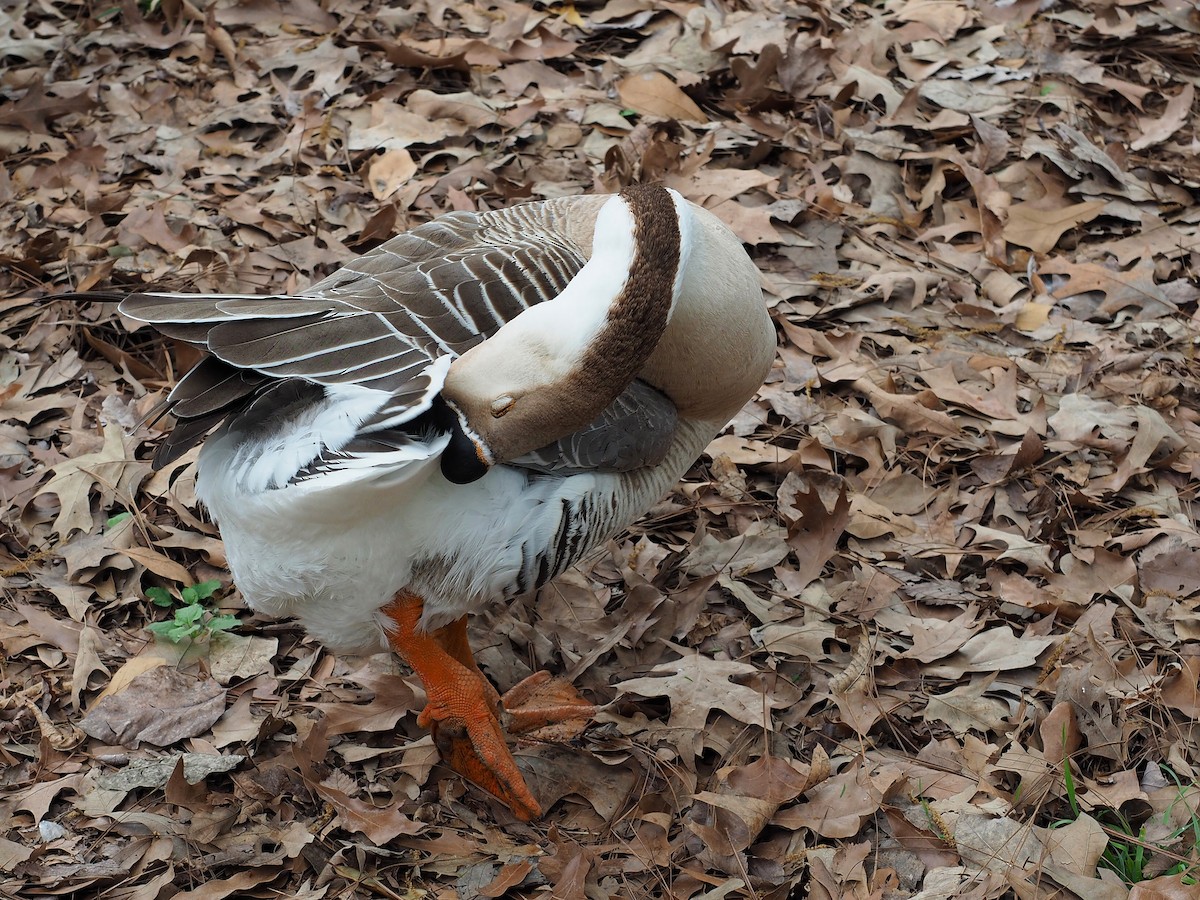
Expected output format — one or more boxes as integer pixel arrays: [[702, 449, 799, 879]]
[[1139, 543, 1200, 598], [617, 72, 707, 122], [707, 199, 782, 245], [30, 420, 148, 539], [0, 81, 96, 133], [954, 813, 1045, 874], [1160, 650, 1200, 717], [344, 99, 451, 151], [1128, 874, 1200, 899], [406, 88, 504, 128], [963, 525, 1054, 574], [0, 838, 32, 872], [519, 744, 640, 821], [78, 666, 225, 748], [922, 626, 1056, 679], [368, 148, 418, 201], [293, 719, 423, 843], [900, 606, 982, 664], [1044, 812, 1108, 878], [1131, 83, 1194, 151], [922, 676, 1010, 738], [683, 521, 788, 577], [207, 632, 278, 686], [773, 764, 892, 839], [690, 754, 816, 872], [1003, 200, 1106, 254], [613, 649, 781, 751], [313, 776, 424, 844]]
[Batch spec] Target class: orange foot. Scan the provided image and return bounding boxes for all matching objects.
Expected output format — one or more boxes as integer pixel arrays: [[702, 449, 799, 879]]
[[501, 671, 596, 738], [381, 592, 595, 821]]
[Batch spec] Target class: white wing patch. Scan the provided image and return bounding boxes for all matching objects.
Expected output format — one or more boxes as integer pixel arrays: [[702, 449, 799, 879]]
[[235, 382, 390, 493], [218, 355, 454, 494]]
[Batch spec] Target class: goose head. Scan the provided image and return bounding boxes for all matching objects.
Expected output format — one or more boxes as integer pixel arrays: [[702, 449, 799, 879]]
[[439, 185, 690, 483]]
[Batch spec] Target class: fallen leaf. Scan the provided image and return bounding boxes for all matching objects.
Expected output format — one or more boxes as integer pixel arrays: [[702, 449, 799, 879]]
[[97, 753, 244, 791], [617, 72, 707, 122], [79, 667, 225, 748], [613, 649, 781, 753], [1131, 83, 1194, 150], [206, 632, 278, 685], [1004, 200, 1106, 254], [367, 148, 418, 201], [922, 677, 1010, 737], [774, 765, 891, 838], [30, 421, 146, 539], [0, 81, 95, 132], [922, 627, 1056, 678], [1044, 812, 1107, 877]]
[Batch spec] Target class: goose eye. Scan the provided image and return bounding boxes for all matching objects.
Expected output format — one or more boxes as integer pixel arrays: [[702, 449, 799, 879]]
[[491, 396, 515, 417]]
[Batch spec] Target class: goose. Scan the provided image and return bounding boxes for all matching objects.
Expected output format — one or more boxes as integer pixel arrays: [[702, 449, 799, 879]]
[[117, 184, 776, 821]]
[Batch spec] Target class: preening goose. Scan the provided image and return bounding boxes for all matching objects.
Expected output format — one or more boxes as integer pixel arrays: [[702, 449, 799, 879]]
[[119, 184, 775, 821]]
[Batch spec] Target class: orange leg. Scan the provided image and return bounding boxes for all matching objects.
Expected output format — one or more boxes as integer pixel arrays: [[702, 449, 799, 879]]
[[427, 616, 501, 709], [381, 592, 540, 821]]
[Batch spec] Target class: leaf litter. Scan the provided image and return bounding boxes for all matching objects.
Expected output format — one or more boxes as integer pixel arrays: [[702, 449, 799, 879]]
[[2, 0, 1200, 897]]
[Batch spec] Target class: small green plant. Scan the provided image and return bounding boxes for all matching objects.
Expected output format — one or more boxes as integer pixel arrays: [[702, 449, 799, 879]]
[[1098, 813, 1151, 884], [1146, 770, 1200, 885], [146, 580, 238, 644], [1054, 756, 1200, 885]]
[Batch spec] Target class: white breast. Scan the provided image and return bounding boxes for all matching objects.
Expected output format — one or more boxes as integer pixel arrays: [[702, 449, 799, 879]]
[[196, 411, 717, 653]]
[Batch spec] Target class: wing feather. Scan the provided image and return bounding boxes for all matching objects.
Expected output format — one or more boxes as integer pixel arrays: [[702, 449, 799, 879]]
[[512, 380, 678, 475], [119, 200, 592, 468]]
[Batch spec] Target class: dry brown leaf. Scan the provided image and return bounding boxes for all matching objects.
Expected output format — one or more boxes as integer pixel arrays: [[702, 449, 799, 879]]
[[367, 148, 418, 201], [923, 627, 1056, 679], [169, 870, 284, 900], [70, 625, 110, 710], [1128, 874, 1200, 899], [774, 765, 892, 838], [0, 838, 32, 872], [78, 667, 225, 748], [30, 421, 146, 539], [206, 632, 278, 685], [407, 88, 502, 128], [690, 754, 813, 873], [1160, 650, 1200, 717], [1039, 702, 1082, 767], [613, 650, 780, 752], [95, 655, 168, 703], [1044, 812, 1108, 877], [617, 72, 707, 122], [121, 545, 193, 583], [922, 677, 1010, 737], [1131, 83, 1195, 151], [520, 744, 639, 820], [0, 81, 96, 132], [1004, 200, 1107, 254]]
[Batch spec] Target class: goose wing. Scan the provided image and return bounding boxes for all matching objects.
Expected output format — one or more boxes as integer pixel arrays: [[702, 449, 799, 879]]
[[122, 205, 589, 467], [512, 380, 679, 475]]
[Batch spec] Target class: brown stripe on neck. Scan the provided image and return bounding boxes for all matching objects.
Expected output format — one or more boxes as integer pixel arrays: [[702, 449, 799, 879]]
[[573, 184, 681, 393]]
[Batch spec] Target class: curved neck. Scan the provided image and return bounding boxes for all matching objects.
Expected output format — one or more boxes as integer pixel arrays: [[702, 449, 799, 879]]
[[566, 184, 685, 396], [439, 185, 691, 472]]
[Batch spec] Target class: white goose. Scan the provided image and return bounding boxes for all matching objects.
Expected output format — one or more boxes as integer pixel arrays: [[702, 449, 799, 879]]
[[120, 184, 775, 820]]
